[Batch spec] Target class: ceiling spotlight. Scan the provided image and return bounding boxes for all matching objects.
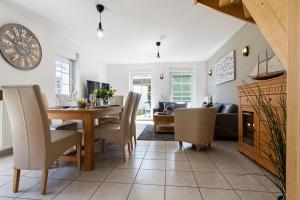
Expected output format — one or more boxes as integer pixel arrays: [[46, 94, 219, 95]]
[[96, 4, 104, 40], [156, 41, 161, 61]]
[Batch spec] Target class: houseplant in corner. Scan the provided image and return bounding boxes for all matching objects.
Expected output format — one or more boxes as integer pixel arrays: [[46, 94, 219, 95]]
[[241, 80, 286, 200]]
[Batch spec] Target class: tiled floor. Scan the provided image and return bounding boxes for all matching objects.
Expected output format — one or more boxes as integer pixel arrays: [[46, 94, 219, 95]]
[[0, 122, 280, 200]]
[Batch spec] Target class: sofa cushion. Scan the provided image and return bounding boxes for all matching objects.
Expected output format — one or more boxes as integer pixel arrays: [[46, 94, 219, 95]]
[[212, 103, 223, 113], [164, 102, 175, 110], [174, 102, 187, 109], [221, 104, 238, 113], [158, 102, 165, 112]]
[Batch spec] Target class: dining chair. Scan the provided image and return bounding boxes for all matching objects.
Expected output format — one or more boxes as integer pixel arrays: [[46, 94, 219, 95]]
[[41, 93, 78, 130], [97, 95, 124, 124], [95, 92, 135, 162], [2, 85, 82, 195], [130, 93, 141, 148]]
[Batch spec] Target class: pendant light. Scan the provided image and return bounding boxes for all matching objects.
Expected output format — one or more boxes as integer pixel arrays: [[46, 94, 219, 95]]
[[156, 41, 161, 61], [96, 4, 104, 39]]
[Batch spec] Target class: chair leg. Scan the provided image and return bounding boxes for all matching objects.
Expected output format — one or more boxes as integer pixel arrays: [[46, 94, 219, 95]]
[[127, 142, 131, 154], [196, 144, 201, 152], [208, 143, 211, 149], [178, 141, 183, 149], [41, 169, 48, 195], [130, 138, 134, 151], [121, 146, 126, 162], [134, 134, 137, 145], [76, 144, 81, 170], [13, 168, 20, 193]]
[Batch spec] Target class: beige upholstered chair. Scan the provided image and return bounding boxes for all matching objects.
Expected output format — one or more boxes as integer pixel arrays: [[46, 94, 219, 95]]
[[41, 93, 78, 130], [174, 108, 217, 151], [95, 92, 135, 162], [112, 95, 123, 105], [2, 85, 82, 195], [130, 93, 141, 147]]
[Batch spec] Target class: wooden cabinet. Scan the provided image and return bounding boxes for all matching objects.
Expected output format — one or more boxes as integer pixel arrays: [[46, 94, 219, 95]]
[[237, 76, 286, 173]]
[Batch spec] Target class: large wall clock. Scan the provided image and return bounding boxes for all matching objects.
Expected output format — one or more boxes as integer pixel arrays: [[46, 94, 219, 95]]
[[0, 23, 42, 70]]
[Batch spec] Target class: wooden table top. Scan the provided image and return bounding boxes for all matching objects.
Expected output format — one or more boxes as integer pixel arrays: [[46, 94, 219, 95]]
[[47, 105, 122, 113], [153, 112, 174, 117]]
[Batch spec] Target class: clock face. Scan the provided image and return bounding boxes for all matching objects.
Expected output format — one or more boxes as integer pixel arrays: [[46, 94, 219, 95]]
[[0, 23, 42, 70]]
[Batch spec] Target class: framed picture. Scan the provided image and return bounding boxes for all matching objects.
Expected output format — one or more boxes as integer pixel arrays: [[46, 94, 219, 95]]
[[213, 51, 236, 85]]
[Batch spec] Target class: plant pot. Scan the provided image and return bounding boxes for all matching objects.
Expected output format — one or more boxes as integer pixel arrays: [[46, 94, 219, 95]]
[[277, 195, 285, 200]]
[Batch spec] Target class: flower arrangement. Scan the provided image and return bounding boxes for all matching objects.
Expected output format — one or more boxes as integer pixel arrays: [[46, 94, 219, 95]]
[[94, 87, 116, 104], [76, 98, 87, 108]]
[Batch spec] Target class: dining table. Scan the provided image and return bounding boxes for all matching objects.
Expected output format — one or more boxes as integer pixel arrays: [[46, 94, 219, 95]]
[[47, 105, 122, 171]]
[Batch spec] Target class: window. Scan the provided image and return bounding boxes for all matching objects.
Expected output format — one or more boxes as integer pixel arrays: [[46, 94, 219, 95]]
[[55, 58, 72, 95], [171, 73, 193, 102]]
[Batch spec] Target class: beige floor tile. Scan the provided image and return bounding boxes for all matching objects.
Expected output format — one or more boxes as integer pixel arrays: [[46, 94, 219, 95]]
[[53, 181, 101, 200], [166, 186, 202, 200], [50, 165, 81, 180], [141, 159, 165, 170], [200, 188, 239, 200], [190, 161, 218, 173], [0, 165, 11, 174], [24, 168, 61, 178], [128, 184, 164, 200], [0, 197, 14, 200], [105, 168, 138, 183], [215, 162, 246, 174], [147, 145, 166, 152], [166, 171, 197, 187], [165, 152, 188, 161], [133, 146, 148, 152], [149, 141, 165, 146], [0, 176, 11, 188], [135, 170, 165, 185], [187, 152, 210, 162], [166, 160, 191, 171], [116, 159, 143, 169], [236, 191, 277, 200], [224, 174, 267, 191], [194, 172, 231, 189], [0, 177, 40, 198], [135, 141, 150, 146], [165, 146, 184, 153], [94, 159, 121, 168], [253, 175, 281, 193], [76, 168, 112, 182], [0, 169, 30, 176], [90, 183, 131, 200], [127, 152, 145, 159], [144, 152, 165, 160], [20, 179, 71, 200]]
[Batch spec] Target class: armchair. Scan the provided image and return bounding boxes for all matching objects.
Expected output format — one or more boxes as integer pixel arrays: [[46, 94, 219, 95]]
[[174, 108, 217, 151]]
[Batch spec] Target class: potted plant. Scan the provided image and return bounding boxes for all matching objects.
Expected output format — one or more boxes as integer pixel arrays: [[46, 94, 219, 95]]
[[242, 80, 286, 200], [76, 98, 87, 108], [94, 88, 116, 105]]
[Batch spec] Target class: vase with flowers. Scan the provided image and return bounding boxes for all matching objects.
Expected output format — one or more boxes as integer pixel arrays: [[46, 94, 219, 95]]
[[94, 87, 116, 105]]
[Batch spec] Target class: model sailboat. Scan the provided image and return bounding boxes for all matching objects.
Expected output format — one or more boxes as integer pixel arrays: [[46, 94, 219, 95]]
[[250, 50, 285, 80]]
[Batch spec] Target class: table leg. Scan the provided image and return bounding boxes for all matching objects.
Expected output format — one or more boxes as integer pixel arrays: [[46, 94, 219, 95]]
[[83, 115, 95, 170]]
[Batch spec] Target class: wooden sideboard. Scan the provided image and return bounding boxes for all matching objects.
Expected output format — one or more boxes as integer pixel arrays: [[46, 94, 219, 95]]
[[237, 76, 286, 173]]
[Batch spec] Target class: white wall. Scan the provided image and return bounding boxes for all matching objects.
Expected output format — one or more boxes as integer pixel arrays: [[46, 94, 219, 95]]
[[107, 62, 208, 108], [207, 23, 274, 104]]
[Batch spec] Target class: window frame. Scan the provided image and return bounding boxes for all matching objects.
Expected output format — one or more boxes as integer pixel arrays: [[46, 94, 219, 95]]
[[170, 72, 194, 103], [55, 56, 73, 96]]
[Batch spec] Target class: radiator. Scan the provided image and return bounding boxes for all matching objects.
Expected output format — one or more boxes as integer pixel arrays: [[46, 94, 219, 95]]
[[0, 102, 12, 150]]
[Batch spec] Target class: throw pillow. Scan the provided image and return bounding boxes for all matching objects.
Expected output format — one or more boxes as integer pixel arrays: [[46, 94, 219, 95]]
[[212, 103, 223, 113]]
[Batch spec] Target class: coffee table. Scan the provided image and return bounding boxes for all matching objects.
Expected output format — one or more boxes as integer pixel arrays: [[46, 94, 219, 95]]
[[153, 112, 174, 133]]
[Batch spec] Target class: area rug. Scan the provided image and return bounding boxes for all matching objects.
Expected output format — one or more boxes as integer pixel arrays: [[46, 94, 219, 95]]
[[137, 124, 175, 141]]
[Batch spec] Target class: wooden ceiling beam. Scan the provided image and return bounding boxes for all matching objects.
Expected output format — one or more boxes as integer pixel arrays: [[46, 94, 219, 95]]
[[196, 0, 254, 23]]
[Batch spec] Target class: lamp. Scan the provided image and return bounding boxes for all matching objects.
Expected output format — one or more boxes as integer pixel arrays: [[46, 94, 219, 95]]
[[208, 69, 213, 76], [159, 73, 164, 79], [96, 4, 104, 39], [156, 41, 161, 61], [241, 46, 249, 56]]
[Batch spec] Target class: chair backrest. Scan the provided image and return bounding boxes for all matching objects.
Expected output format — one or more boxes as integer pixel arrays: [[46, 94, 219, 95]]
[[119, 92, 135, 144], [2, 85, 51, 170], [130, 93, 141, 137], [112, 95, 124, 106]]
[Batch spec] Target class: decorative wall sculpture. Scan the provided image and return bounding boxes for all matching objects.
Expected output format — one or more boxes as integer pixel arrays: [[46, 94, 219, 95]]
[[214, 51, 236, 85]]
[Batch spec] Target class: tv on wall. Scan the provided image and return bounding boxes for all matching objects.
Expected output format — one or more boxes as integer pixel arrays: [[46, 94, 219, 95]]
[[87, 80, 110, 97]]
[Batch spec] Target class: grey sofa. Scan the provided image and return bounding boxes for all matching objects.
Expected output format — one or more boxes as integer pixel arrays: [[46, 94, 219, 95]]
[[153, 101, 188, 113], [203, 103, 238, 140]]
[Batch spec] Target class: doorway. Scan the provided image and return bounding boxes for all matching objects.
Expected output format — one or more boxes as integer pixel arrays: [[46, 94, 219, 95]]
[[130, 73, 152, 120]]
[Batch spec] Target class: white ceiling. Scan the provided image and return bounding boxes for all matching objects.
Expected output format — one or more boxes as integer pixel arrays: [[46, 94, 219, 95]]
[[9, 0, 244, 64]]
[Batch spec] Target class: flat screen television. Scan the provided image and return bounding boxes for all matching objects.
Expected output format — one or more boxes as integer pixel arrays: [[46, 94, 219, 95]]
[[87, 80, 110, 97]]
